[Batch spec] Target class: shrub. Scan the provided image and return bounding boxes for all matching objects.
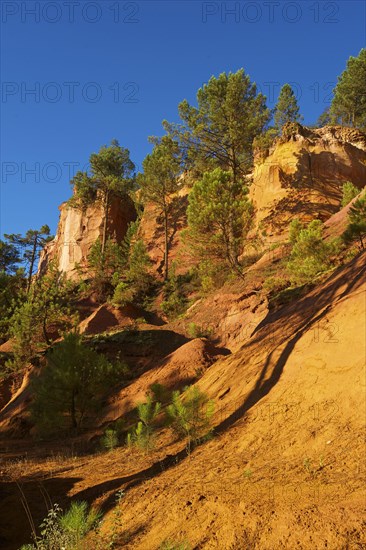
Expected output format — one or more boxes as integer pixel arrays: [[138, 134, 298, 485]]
[[112, 281, 136, 306], [166, 386, 214, 451], [161, 269, 188, 319], [6, 266, 77, 371], [101, 428, 119, 451], [127, 395, 162, 453], [287, 219, 338, 283], [342, 192, 366, 249], [31, 333, 128, 437], [341, 181, 360, 207], [187, 322, 212, 339], [88, 238, 125, 301], [263, 275, 290, 295], [20, 501, 100, 550]]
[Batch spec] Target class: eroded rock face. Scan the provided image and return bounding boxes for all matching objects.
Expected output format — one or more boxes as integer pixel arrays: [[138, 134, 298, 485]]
[[38, 196, 136, 280], [137, 185, 194, 276], [250, 124, 366, 239]]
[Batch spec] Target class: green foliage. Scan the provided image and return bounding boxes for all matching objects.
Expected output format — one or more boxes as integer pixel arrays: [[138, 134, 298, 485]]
[[87, 238, 125, 301], [263, 275, 290, 295], [0, 239, 20, 274], [342, 192, 366, 249], [287, 219, 338, 283], [5, 225, 52, 292], [70, 140, 135, 209], [160, 268, 188, 319], [288, 218, 304, 245], [21, 501, 100, 550], [112, 238, 153, 307], [138, 136, 182, 280], [163, 69, 270, 182], [112, 281, 136, 307], [253, 127, 278, 155], [273, 83, 303, 131], [101, 428, 119, 451], [127, 395, 161, 453], [0, 269, 26, 340], [6, 266, 76, 371], [166, 385, 214, 451], [187, 322, 212, 339], [187, 168, 253, 275], [69, 140, 135, 267], [341, 181, 360, 207], [330, 48, 366, 128], [31, 333, 127, 436]]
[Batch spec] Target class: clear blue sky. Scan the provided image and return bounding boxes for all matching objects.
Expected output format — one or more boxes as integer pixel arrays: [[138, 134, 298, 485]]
[[1, 0, 365, 237]]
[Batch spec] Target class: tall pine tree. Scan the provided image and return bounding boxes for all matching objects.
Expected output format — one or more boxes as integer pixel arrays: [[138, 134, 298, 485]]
[[138, 136, 182, 280], [4, 226, 52, 293], [163, 69, 270, 183], [330, 49, 366, 129], [273, 84, 303, 131], [70, 140, 135, 257]]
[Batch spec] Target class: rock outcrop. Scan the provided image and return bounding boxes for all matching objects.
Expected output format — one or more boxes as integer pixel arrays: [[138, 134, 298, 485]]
[[38, 196, 136, 280], [137, 185, 194, 276], [250, 124, 366, 239]]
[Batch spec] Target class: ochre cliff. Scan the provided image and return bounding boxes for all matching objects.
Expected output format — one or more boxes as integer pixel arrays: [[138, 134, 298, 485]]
[[38, 196, 136, 280], [250, 124, 366, 238]]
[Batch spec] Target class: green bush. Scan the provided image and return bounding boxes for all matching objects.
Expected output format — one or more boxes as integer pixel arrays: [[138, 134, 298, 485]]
[[112, 281, 136, 306], [127, 395, 162, 453], [263, 275, 290, 295], [20, 501, 100, 550], [341, 181, 360, 208], [31, 333, 128, 437], [166, 386, 214, 451], [101, 428, 119, 451], [187, 322, 212, 339], [6, 266, 77, 372], [287, 219, 338, 284], [342, 192, 366, 249], [161, 269, 188, 319]]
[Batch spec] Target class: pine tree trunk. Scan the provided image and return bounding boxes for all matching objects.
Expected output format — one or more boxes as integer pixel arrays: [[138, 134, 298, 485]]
[[27, 234, 38, 294], [101, 190, 109, 259], [164, 208, 169, 281]]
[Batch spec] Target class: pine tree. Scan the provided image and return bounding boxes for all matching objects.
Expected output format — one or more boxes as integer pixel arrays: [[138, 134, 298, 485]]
[[138, 136, 182, 280], [273, 84, 303, 131], [163, 69, 270, 182], [287, 219, 338, 283], [341, 181, 360, 208], [5, 226, 52, 293], [7, 265, 76, 370], [186, 168, 253, 276], [330, 49, 366, 129], [342, 193, 366, 249], [31, 333, 126, 435], [0, 240, 20, 274], [70, 140, 135, 257], [87, 238, 125, 300]]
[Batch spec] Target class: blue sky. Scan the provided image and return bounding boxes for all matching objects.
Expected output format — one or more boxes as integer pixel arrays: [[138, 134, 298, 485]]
[[1, 0, 365, 237]]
